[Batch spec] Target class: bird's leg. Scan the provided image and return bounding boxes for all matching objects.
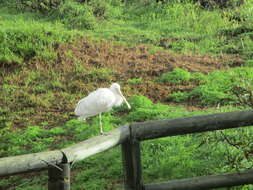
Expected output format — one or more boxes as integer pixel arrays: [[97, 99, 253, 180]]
[[99, 114, 108, 136], [99, 113, 103, 135]]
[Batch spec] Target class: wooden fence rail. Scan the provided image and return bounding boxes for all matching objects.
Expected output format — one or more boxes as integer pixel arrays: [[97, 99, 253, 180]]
[[1, 110, 253, 190], [131, 109, 253, 140], [0, 125, 129, 177], [144, 169, 253, 190]]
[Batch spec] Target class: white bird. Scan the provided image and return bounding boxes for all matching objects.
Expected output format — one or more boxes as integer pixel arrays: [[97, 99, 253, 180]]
[[74, 83, 131, 134]]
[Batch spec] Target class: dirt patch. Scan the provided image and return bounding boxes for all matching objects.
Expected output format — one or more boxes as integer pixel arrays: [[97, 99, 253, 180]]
[[55, 37, 241, 101], [57, 38, 241, 80], [1, 37, 243, 128]]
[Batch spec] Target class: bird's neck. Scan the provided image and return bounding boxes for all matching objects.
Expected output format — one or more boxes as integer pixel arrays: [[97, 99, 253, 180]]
[[110, 88, 118, 95]]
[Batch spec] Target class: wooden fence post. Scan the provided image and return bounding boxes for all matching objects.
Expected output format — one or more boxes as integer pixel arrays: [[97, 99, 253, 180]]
[[59, 163, 71, 190], [48, 166, 60, 190], [122, 139, 143, 190], [48, 163, 70, 190]]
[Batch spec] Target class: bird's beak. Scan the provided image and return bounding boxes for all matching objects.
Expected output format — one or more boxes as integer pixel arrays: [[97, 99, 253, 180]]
[[119, 90, 131, 109]]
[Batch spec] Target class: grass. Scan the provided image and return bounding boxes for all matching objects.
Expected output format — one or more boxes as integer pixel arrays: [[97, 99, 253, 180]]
[[162, 67, 253, 106], [90, 1, 231, 54], [189, 67, 253, 105], [1, 0, 253, 63], [0, 8, 80, 64], [1, 0, 253, 189], [1, 96, 252, 189], [156, 68, 191, 84]]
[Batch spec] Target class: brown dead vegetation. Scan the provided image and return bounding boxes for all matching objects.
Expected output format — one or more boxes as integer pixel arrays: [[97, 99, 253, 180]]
[[1, 37, 243, 127], [57, 38, 242, 78], [54, 37, 242, 101]]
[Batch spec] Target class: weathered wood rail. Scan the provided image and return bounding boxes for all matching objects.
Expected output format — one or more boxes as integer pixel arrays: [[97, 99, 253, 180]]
[[1, 110, 253, 190]]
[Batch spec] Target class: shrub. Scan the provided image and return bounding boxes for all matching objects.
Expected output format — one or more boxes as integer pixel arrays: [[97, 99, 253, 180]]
[[128, 95, 153, 110], [89, 0, 110, 18], [125, 96, 188, 122], [87, 0, 123, 19], [190, 71, 235, 105], [53, 0, 97, 30], [0, 18, 78, 64], [168, 91, 189, 103], [191, 85, 234, 105], [193, 0, 244, 9], [123, 95, 168, 122], [126, 107, 166, 122], [5, 0, 64, 13], [190, 67, 253, 105], [156, 68, 191, 84], [191, 72, 207, 83]]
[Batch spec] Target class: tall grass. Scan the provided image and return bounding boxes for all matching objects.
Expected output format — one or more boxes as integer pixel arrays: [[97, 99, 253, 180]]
[[0, 8, 80, 64], [93, 1, 232, 54], [1, 0, 253, 60]]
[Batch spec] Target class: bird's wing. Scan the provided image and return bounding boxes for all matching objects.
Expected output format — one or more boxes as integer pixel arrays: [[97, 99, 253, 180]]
[[74, 88, 115, 117]]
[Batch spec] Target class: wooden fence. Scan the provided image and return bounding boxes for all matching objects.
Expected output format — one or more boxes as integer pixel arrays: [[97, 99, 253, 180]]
[[1, 110, 253, 189]]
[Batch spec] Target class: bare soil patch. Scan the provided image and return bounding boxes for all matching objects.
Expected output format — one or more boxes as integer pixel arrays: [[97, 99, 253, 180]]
[[58, 38, 241, 78], [56, 38, 242, 101], [1, 37, 243, 127]]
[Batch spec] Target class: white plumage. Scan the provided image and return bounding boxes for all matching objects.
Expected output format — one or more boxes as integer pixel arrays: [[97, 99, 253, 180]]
[[74, 83, 131, 134]]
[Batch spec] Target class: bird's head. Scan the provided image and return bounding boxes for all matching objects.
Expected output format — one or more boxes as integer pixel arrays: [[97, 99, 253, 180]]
[[110, 83, 121, 90], [110, 83, 131, 109]]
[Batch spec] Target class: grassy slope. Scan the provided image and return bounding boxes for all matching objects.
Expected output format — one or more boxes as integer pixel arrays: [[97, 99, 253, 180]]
[[1, 0, 253, 189]]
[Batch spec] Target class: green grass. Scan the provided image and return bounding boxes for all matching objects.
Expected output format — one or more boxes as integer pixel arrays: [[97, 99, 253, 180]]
[[91, 0, 253, 59], [90, 2, 231, 54], [1, 0, 253, 61], [0, 8, 80, 64], [162, 67, 253, 106], [50, 0, 98, 30], [1, 96, 252, 189], [1, 0, 253, 189], [168, 91, 189, 102], [190, 67, 253, 105], [156, 68, 191, 84]]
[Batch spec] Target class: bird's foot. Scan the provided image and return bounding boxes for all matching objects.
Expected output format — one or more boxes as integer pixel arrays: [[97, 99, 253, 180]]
[[100, 132, 109, 136]]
